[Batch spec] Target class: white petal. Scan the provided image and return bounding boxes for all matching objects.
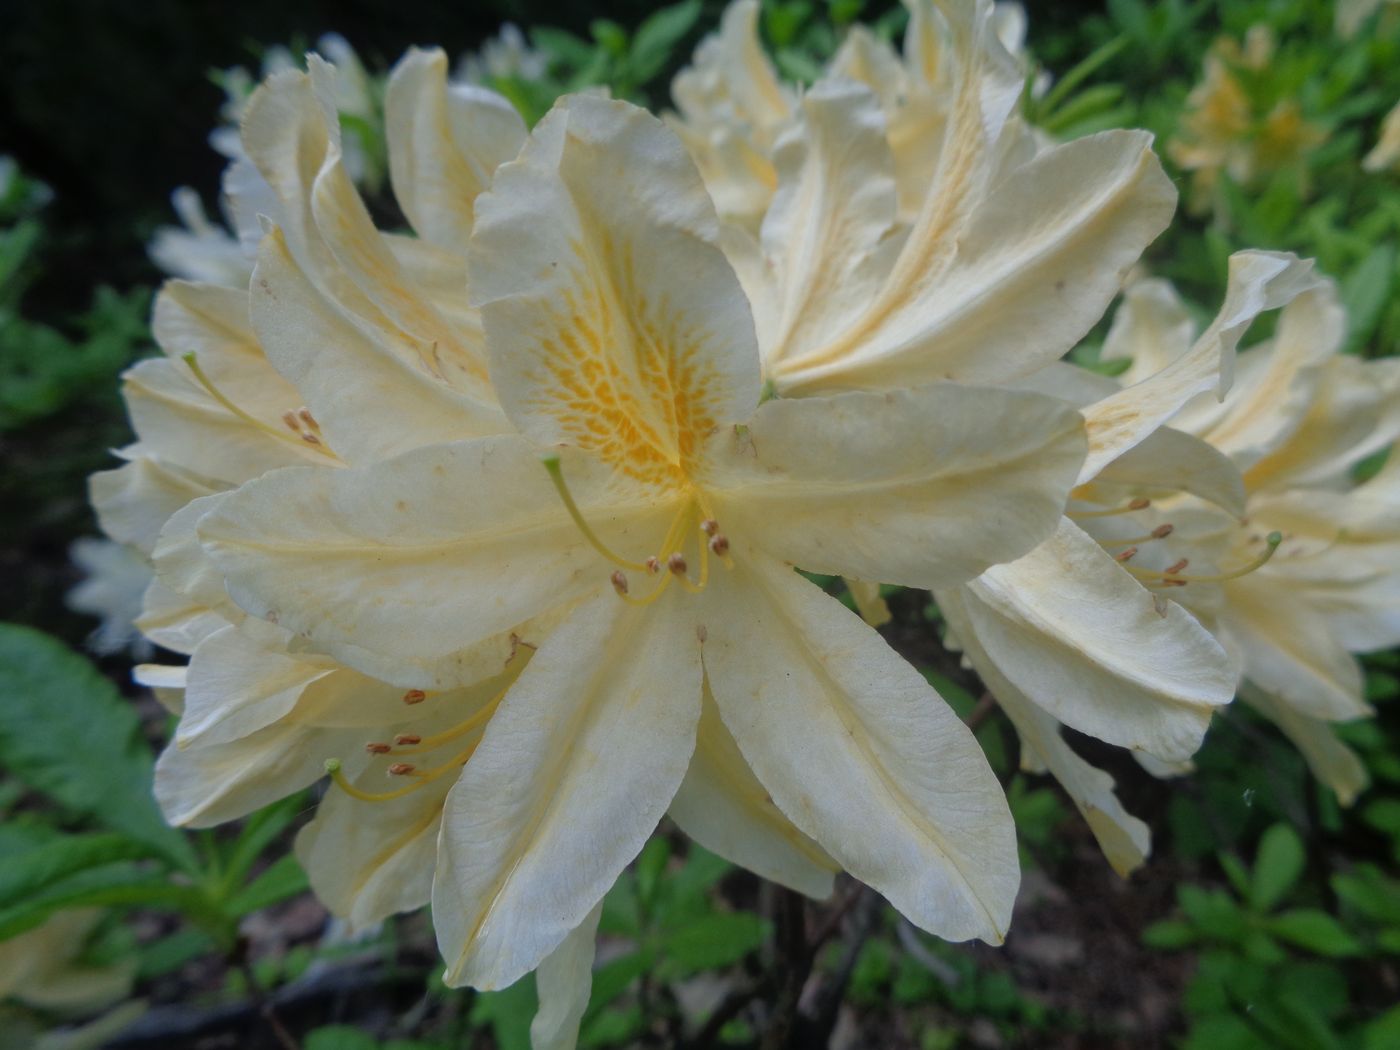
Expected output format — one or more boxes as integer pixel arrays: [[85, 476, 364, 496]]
[[434, 588, 702, 988], [1241, 686, 1368, 806], [669, 690, 838, 899], [530, 904, 604, 1050], [90, 458, 219, 556], [700, 555, 1018, 944], [1089, 426, 1247, 516], [710, 385, 1085, 590]]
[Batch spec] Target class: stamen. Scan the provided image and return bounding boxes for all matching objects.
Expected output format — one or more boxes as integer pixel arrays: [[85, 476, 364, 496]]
[[1164, 558, 1190, 575], [1115, 546, 1139, 562], [282, 410, 301, 432], [708, 534, 730, 557], [394, 734, 421, 746], [611, 570, 630, 596], [387, 763, 417, 777], [298, 407, 319, 430], [1126, 532, 1282, 586], [402, 689, 427, 705], [1107, 524, 1176, 547], [645, 556, 661, 575], [700, 519, 719, 537], [385, 687, 507, 755], [541, 455, 649, 572], [365, 742, 392, 754], [1068, 497, 1151, 519], [668, 553, 688, 576], [182, 353, 335, 459]]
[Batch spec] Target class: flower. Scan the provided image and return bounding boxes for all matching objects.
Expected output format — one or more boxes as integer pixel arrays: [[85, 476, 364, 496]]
[[65, 538, 153, 657], [1363, 99, 1400, 174], [458, 23, 549, 85], [1096, 274, 1400, 804], [194, 88, 1091, 994], [1168, 27, 1328, 214], [0, 910, 135, 1014]]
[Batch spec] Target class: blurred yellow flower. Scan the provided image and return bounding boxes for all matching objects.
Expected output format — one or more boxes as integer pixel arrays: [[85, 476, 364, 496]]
[[1363, 99, 1400, 173]]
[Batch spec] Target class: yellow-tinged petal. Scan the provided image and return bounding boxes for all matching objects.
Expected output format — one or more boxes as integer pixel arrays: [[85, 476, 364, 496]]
[[90, 458, 218, 556], [941, 592, 1150, 876], [434, 588, 703, 989], [198, 438, 668, 684], [1241, 686, 1368, 806], [941, 519, 1234, 762], [530, 904, 604, 1050], [709, 385, 1086, 590], [669, 689, 838, 900], [1080, 250, 1323, 479], [470, 96, 762, 489], [699, 554, 1018, 945], [778, 130, 1175, 393], [385, 47, 526, 254], [1090, 426, 1247, 516], [1099, 278, 1196, 387]]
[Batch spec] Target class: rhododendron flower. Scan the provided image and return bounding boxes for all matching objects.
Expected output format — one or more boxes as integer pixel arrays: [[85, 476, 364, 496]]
[[196, 93, 1090, 993], [1363, 99, 1400, 174]]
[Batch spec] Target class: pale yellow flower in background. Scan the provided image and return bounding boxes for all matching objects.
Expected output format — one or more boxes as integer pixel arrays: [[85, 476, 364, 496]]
[[1337, 0, 1400, 37], [1094, 273, 1400, 804], [1363, 99, 1400, 173], [195, 92, 1093, 995], [0, 911, 135, 1015], [1169, 27, 1328, 214]]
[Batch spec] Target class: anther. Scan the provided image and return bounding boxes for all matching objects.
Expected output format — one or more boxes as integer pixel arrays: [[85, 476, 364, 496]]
[[402, 689, 427, 705], [708, 534, 730, 557], [668, 553, 688, 576], [1164, 558, 1189, 575], [282, 410, 301, 432], [1152, 524, 1174, 539], [1115, 546, 1139, 562], [302, 433, 323, 445], [394, 734, 421, 746], [298, 407, 319, 430], [387, 763, 417, 777], [1130, 498, 1150, 510], [645, 556, 661, 575], [365, 742, 392, 754], [701, 519, 719, 536], [611, 570, 630, 596]]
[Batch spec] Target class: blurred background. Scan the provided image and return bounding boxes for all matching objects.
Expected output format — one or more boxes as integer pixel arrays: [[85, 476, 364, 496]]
[[2, 1, 1399, 1047]]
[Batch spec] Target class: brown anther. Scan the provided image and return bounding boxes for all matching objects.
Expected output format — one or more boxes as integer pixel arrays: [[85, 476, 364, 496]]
[[365, 742, 392, 754], [1129, 498, 1151, 510], [667, 552, 688, 576], [281, 410, 302, 432], [700, 519, 719, 536], [402, 689, 427, 705], [708, 534, 730, 556], [1115, 546, 1139, 562], [387, 763, 416, 777], [298, 407, 319, 430], [645, 556, 661, 575], [610, 570, 629, 596], [1152, 524, 1175, 539], [302, 432, 323, 446], [394, 734, 421, 746], [1164, 558, 1189, 575]]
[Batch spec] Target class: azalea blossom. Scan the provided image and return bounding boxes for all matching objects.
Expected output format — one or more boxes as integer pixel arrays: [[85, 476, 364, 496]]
[[65, 537, 153, 657], [1363, 99, 1400, 174], [0, 910, 135, 1015], [194, 87, 1092, 997], [1091, 273, 1400, 804]]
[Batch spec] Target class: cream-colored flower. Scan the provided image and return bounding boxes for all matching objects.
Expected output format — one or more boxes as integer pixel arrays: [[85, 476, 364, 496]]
[[1168, 27, 1328, 214], [193, 89, 1092, 995], [1337, 0, 1400, 37], [0, 910, 135, 1015], [1091, 272, 1400, 804], [1363, 99, 1400, 173], [66, 538, 152, 658]]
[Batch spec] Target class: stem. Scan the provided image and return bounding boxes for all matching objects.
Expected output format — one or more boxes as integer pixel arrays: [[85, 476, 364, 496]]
[[759, 889, 813, 1050], [231, 937, 300, 1050]]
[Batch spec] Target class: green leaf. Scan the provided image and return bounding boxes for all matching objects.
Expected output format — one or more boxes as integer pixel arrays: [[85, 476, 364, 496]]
[[657, 912, 770, 979], [227, 854, 309, 917], [0, 832, 154, 911], [1341, 244, 1396, 354], [1266, 910, 1362, 957], [305, 1026, 379, 1050], [1141, 919, 1198, 949], [627, 1, 701, 84], [0, 624, 196, 872], [1364, 1005, 1400, 1050], [0, 867, 226, 942], [1250, 823, 1305, 913]]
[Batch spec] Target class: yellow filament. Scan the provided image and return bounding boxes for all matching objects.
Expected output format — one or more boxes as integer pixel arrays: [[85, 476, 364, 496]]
[[1103, 531, 1172, 547], [1067, 499, 1151, 519], [1126, 532, 1283, 585], [389, 687, 508, 755], [181, 353, 335, 459], [541, 455, 649, 571], [324, 744, 479, 803], [617, 501, 693, 606]]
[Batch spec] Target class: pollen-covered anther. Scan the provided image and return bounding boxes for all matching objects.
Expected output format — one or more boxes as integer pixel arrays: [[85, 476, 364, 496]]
[[1164, 558, 1189, 575], [281, 410, 301, 432], [1152, 524, 1175, 539], [645, 556, 661, 575], [1130, 498, 1151, 510], [667, 553, 688, 576], [365, 742, 392, 754], [301, 432, 323, 446], [1115, 546, 1139, 562], [387, 763, 417, 777], [611, 570, 630, 596], [394, 734, 421, 746], [297, 407, 320, 431], [700, 519, 720, 537], [708, 533, 730, 557], [402, 689, 427, 705]]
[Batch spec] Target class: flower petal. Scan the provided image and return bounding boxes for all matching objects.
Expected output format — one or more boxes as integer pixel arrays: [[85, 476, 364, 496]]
[[1088, 426, 1247, 517], [700, 555, 1018, 944], [434, 588, 702, 989], [710, 385, 1085, 589], [385, 48, 526, 254], [470, 96, 762, 486], [198, 437, 668, 684], [90, 458, 218, 556], [669, 688, 838, 900], [940, 519, 1234, 761], [1241, 686, 1368, 806], [530, 904, 604, 1050]]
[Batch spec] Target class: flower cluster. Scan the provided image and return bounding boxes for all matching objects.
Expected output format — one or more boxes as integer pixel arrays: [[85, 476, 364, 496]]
[[88, 2, 1400, 1047]]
